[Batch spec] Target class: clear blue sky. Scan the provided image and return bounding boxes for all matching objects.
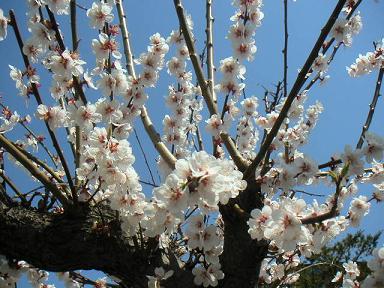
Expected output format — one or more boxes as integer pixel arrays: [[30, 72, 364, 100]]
[[0, 0, 383, 286]]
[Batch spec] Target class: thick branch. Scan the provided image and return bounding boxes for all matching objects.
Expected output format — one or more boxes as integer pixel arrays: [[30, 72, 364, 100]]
[[0, 205, 161, 287], [140, 107, 177, 168], [244, 0, 347, 180], [0, 170, 28, 204], [0, 134, 70, 207]]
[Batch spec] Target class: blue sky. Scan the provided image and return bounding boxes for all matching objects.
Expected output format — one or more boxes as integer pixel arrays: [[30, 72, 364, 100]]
[[0, 0, 383, 286]]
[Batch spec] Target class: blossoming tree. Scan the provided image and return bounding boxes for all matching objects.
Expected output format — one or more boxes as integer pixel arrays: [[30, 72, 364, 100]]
[[0, 0, 383, 287]]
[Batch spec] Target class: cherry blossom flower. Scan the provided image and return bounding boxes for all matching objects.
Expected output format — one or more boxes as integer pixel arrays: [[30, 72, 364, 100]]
[[147, 267, 174, 288], [87, 2, 114, 29], [45, 0, 70, 15], [192, 264, 224, 287], [0, 9, 7, 41], [35, 104, 68, 130], [92, 33, 122, 61]]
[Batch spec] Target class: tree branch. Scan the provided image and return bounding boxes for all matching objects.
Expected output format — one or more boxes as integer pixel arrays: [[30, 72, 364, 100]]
[[173, 0, 248, 171], [0, 170, 28, 204], [115, 0, 176, 169], [0, 204, 162, 287], [70, 0, 81, 199], [356, 68, 384, 149], [243, 0, 347, 180], [283, 0, 288, 99], [0, 134, 70, 207], [8, 10, 76, 199], [205, 0, 216, 107]]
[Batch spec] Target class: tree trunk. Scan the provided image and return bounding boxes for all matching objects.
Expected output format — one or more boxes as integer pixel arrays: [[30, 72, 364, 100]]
[[0, 181, 267, 288], [219, 181, 268, 288]]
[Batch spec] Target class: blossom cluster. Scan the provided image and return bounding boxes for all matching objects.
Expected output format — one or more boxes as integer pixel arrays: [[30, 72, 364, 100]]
[[347, 39, 384, 77], [331, 12, 362, 47], [332, 261, 360, 288], [361, 246, 384, 287], [0, 0, 383, 287], [162, 22, 204, 157], [205, 0, 264, 159], [141, 151, 246, 236], [0, 255, 84, 288]]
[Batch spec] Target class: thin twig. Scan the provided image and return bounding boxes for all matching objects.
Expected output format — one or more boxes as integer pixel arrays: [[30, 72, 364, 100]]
[[356, 68, 384, 149], [301, 177, 343, 225], [283, 0, 288, 98], [196, 125, 204, 151], [138, 179, 158, 187], [133, 128, 156, 186], [243, 0, 347, 180]]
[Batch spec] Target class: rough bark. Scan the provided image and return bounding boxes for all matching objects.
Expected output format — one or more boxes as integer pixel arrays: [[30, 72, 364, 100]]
[[0, 182, 267, 288], [0, 204, 161, 288], [219, 181, 268, 288]]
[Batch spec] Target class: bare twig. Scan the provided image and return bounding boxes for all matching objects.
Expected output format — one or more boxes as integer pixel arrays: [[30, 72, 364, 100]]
[[356, 68, 384, 149], [243, 0, 347, 180], [133, 128, 156, 186], [283, 0, 288, 98]]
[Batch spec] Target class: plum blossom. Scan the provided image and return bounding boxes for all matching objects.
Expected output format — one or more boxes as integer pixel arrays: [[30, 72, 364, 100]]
[[192, 264, 224, 287], [312, 53, 329, 73], [92, 33, 122, 61], [35, 104, 68, 130], [185, 215, 221, 251], [87, 2, 114, 29], [147, 267, 174, 288], [0, 109, 20, 134], [361, 246, 384, 287], [205, 114, 230, 137], [45, 0, 70, 15], [248, 205, 273, 240], [0, 9, 7, 41], [348, 195, 370, 227], [341, 145, 365, 175], [364, 132, 384, 163]]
